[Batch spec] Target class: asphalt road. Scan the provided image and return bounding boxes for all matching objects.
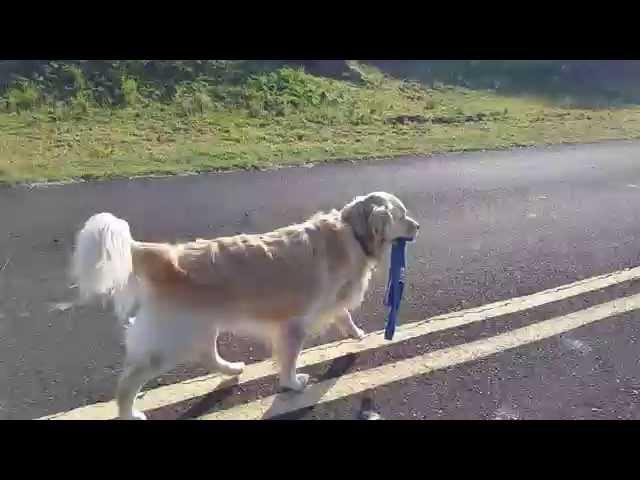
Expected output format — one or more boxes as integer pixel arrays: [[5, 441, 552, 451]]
[[3, 140, 640, 420]]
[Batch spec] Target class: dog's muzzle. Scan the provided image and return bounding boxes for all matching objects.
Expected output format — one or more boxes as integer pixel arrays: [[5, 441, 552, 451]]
[[405, 218, 420, 241]]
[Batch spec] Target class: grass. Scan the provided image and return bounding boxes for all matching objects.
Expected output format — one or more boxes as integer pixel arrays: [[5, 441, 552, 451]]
[[3, 63, 640, 184]]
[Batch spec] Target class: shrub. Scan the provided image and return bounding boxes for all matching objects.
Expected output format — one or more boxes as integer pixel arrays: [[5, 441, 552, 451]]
[[3, 81, 41, 112]]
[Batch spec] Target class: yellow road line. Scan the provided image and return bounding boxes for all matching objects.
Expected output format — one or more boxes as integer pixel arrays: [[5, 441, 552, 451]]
[[199, 292, 640, 420], [41, 266, 640, 420]]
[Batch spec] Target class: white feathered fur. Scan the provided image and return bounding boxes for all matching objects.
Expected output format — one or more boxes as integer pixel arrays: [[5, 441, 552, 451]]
[[72, 212, 138, 321]]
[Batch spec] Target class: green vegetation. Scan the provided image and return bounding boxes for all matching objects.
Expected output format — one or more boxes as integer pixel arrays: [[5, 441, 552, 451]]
[[2, 60, 640, 184]]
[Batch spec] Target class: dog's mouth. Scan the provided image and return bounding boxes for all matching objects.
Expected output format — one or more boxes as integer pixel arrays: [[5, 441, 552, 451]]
[[407, 227, 420, 242], [394, 235, 416, 243], [399, 228, 419, 242]]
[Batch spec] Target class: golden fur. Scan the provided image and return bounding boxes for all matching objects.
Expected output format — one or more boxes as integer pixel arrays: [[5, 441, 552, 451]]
[[131, 210, 373, 326], [71, 191, 419, 419]]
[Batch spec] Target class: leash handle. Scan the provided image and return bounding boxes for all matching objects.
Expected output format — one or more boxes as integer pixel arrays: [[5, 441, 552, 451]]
[[384, 279, 404, 340], [384, 239, 408, 340]]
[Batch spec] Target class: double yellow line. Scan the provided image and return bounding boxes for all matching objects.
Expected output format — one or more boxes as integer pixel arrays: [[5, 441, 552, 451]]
[[42, 266, 640, 420]]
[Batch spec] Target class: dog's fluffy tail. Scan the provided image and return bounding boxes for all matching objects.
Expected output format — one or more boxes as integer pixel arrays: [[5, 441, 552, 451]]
[[71, 212, 138, 320]]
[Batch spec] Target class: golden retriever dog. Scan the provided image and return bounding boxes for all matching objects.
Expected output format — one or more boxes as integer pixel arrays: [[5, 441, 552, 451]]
[[71, 192, 419, 419]]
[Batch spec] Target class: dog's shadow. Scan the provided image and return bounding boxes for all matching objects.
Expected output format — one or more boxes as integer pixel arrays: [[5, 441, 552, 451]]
[[264, 354, 357, 420], [177, 377, 241, 419], [178, 354, 360, 420]]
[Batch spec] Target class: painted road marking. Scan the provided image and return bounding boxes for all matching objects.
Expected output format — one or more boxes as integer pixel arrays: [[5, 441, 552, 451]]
[[42, 265, 640, 420], [199, 293, 640, 420]]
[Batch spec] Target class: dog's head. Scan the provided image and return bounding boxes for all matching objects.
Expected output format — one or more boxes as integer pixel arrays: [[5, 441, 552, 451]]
[[340, 192, 419, 258]]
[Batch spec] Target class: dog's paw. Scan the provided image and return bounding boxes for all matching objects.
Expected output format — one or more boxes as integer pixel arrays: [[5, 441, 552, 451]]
[[351, 327, 366, 340], [219, 361, 245, 376], [280, 373, 310, 392], [120, 410, 147, 420]]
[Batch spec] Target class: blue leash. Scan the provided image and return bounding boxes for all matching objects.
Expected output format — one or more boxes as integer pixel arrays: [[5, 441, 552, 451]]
[[384, 238, 409, 340]]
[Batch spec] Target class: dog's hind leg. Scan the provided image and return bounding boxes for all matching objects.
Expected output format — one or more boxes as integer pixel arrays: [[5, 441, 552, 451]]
[[275, 322, 309, 392], [116, 309, 179, 420], [209, 328, 245, 376], [116, 352, 174, 420], [336, 309, 365, 340]]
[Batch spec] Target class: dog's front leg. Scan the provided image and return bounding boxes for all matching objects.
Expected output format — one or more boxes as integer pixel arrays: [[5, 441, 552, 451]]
[[276, 322, 309, 392], [336, 309, 366, 340]]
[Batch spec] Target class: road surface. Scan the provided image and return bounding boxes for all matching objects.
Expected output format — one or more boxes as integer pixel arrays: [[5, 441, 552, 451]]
[[3, 140, 640, 420]]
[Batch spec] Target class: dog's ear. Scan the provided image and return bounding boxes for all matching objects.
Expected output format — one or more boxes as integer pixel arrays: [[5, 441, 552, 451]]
[[341, 196, 392, 257], [341, 196, 369, 246], [368, 205, 392, 248]]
